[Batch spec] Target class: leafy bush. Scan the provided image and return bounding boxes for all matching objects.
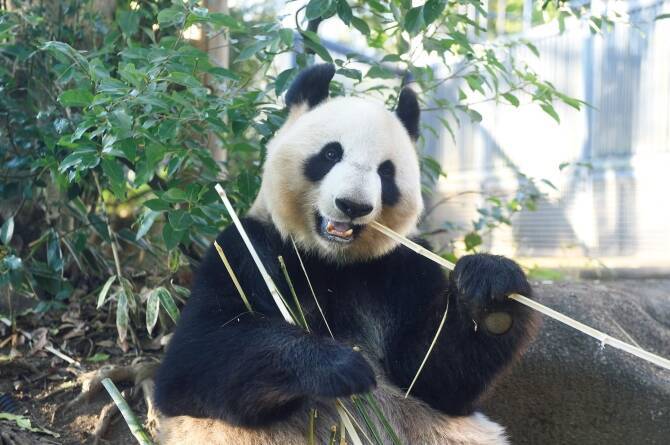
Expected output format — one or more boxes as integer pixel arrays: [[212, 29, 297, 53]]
[[0, 0, 580, 345]]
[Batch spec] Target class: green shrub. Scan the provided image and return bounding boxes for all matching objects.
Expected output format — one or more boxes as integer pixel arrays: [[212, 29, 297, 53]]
[[0, 0, 580, 343]]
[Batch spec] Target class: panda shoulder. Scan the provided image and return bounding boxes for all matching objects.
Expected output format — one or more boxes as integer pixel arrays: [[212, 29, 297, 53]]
[[196, 216, 281, 282], [387, 236, 447, 283]]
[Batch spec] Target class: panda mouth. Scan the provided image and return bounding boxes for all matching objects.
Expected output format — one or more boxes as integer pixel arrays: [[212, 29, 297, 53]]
[[315, 213, 364, 243]]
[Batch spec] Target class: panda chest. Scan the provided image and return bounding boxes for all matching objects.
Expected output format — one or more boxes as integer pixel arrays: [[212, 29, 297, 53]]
[[313, 278, 395, 363]]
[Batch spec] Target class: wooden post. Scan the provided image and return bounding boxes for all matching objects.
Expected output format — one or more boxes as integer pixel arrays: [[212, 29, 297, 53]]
[[205, 0, 229, 163]]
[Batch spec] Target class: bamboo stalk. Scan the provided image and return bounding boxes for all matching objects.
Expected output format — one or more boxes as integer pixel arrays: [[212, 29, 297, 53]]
[[278, 255, 310, 331], [101, 378, 154, 445], [370, 221, 670, 372], [214, 240, 253, 314], [215, 184, 294, 323]]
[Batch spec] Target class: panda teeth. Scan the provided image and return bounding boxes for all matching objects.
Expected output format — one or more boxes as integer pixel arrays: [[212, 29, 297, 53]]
[[326, 221, 354, 239]]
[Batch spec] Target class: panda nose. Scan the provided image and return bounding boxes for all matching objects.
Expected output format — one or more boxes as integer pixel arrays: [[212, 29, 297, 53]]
[[335, 198, 373, 219]]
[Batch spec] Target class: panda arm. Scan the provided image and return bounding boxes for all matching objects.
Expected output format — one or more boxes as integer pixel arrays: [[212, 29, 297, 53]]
[[385, 252, 538, 416], [154, 220, 375, 427]]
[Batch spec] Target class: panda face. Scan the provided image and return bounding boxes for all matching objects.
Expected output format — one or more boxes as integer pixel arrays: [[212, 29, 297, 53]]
[[250, 66, 423, 262]]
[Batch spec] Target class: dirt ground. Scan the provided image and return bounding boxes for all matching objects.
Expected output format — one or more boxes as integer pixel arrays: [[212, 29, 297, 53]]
[[1, 278, 669, 444]]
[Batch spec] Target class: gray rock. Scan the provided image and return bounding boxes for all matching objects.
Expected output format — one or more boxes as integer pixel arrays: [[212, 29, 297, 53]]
[[483, 279, 670, 445]]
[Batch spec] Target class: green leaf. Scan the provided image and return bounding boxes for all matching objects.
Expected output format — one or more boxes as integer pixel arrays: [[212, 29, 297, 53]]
[[236, 39, 269, 62], [404, 6, 424, 36], [541, 178, 558, 191], [337, 67, 362, 81], [278, 28, 294, 47], [167, 72, 202, 88], [162, 223, 185, 250], [116, 289, 129, 343], [156, 287, 180, 324], [208, 13, 245, 30], [97, 275, 117, 309], [0, 216, 14, 245], [143, 199, 171, 211], [41, 41, 88, 69], [162, 188, 188, 203], [337, 0, 353, 24], [464, 232, 482, 251], [168, 209, 193, 231], [367, 65, 395, 79], [157, 8, 185, 27], [47, 232, 63, 274], [423, 0, 446, 26], [275, 68, 297, 96], [655, 13, 670, 21], [101, 158, 126, 198], [136, 210, 161, 240], [58, 88, 93, 107], [146, 289, 160, 335], [306, 0, 332, 20], [301, 31, 333, 62], [86, 352, 110, 363], [351, 16, 370, 35], [540, 103, 560, 123], [116, 10, 140, 37], [502, 92, 520, 107]]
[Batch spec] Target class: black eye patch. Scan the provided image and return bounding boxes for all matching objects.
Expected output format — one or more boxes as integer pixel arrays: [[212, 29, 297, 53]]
[[378, 160, 400, 206], [303, 142, 343, 182]]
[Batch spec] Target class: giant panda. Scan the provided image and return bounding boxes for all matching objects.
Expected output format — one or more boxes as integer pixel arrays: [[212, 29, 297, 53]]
[[154, 64, 538, 445]]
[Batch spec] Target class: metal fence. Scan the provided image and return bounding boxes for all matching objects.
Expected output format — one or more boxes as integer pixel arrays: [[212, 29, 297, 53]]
[[426, 0, 670, 267]]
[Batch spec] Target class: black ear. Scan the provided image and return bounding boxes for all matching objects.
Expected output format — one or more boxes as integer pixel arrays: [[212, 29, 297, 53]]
[[395, 87, 420, 140], [285, 64, 336, 110]]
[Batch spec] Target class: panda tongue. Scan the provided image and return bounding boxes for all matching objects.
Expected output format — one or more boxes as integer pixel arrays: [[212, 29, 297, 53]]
[[330, 221, 351, 232], [326, 220, 353, 238]]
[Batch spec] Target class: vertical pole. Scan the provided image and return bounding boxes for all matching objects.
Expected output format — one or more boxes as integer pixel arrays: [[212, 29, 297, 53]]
[[523, 0, 532, 31], [496, 0, 507, 35], [205, 0, 229, 163]]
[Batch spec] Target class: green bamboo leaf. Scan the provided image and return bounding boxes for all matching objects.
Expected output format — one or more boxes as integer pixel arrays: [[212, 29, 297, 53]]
[[116, 289, 129, 343], [157, 8, 185, 27], [404, 6, 424, 36], [350, 16, 370, 35], [136, 210, 161, 240], [301, 31, 333, 62], [337, 0, 353, 24], [306, 0, 332, 20], [156, 287, 180, 324], [502, 92, 520, 107], [423, 0, 446, 26], [58, 88, 94, 107], [146, 289, 160, 335], [540, 103, 560, 123], [97, 275, 117, 309], [0, 216, 14, 245]]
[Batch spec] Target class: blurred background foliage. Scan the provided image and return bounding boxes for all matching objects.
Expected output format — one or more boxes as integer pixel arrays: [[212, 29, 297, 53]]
[[0, 0, 586, 347]]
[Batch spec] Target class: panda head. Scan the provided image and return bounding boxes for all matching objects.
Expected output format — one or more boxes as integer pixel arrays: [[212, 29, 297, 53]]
[[250, 64, 423, 262]]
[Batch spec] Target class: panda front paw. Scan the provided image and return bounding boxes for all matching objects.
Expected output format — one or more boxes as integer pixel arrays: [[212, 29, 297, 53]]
[[452, 254, 531, 331], [300, 343, 376, 399]]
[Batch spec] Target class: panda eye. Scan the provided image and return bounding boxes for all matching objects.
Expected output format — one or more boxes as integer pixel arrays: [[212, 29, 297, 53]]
[[378, 160, 395, 178], [321, 142, 343, 163]]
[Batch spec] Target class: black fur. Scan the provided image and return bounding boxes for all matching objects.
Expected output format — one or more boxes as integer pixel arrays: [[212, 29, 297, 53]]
[[378, 160, 400, 206], [285, 63, 335, 110], [303, 142, 343, 182], [396, 87, 420, 140], [154, 217, 537, 426]]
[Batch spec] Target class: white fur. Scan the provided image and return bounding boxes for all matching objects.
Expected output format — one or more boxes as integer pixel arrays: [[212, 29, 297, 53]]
[[250, 96, 423, 262]]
